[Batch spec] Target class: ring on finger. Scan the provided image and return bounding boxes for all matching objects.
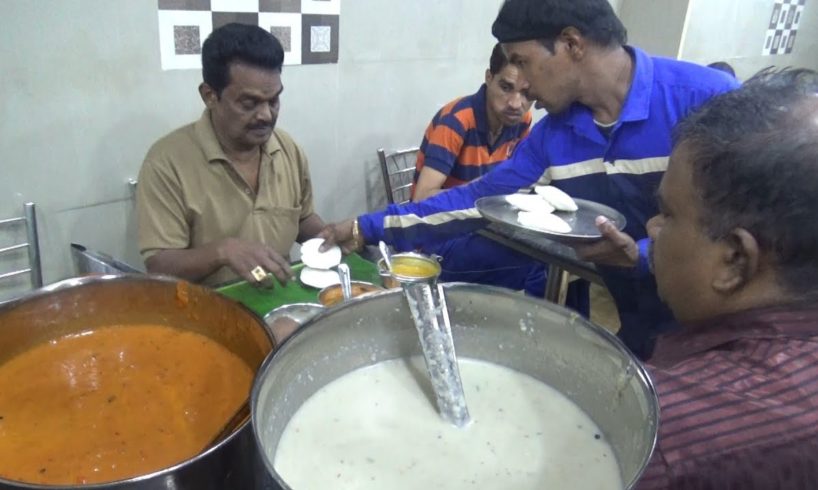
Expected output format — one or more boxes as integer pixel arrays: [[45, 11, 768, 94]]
[[250, 265, 268, 283]]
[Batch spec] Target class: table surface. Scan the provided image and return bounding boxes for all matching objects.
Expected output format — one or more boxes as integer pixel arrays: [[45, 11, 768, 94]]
[[216, 253, 382, 317]]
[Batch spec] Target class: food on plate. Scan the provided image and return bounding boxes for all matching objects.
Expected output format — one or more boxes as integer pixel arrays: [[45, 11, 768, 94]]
[[505, 193, 555, 214], [390, 256, 440, 280], [517, 211, 572, 234], [534, 185, 579, 212], [318, 282, 383, 307], [300, 266, 340, 289], [300, 238, 342, 270]]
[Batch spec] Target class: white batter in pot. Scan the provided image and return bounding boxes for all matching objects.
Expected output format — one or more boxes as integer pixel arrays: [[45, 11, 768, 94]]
[[274, 357, 623, 489]]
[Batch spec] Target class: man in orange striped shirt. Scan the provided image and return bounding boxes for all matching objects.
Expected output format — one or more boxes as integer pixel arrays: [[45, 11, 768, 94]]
[[413, 44, 533, 201]]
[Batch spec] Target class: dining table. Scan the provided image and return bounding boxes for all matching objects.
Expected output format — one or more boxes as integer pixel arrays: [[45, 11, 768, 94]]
[[216, 252, 382, 317]]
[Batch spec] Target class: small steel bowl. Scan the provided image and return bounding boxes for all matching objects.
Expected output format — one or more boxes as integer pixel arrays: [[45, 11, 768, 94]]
[[263, 303, 324, 344], [317, 281, 384, 307], [391, 252, 441, 280], [376, 258, 399, 289]]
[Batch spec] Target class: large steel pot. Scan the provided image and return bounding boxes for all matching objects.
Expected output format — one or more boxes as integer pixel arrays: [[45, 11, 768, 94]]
[[0, 274, 275, 490], [252, 283, 658, 489]]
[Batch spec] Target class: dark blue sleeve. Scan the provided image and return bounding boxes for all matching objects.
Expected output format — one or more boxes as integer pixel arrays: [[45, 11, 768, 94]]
[[359, 120, 551, 250]]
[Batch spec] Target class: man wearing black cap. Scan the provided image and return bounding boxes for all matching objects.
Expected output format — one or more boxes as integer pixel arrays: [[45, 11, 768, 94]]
[[320, 0, 738, 360]]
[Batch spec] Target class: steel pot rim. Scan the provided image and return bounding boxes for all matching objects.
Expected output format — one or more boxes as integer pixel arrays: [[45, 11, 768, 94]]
[[250, 282, 659, 490], [0, 273, 274, 489]]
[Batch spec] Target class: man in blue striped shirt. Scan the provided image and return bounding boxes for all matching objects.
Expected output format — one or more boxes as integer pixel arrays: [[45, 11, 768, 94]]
[[322, 0, 738, 359]]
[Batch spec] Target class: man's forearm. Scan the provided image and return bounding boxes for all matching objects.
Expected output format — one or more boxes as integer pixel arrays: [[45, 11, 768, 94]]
[[144, 242, 224, 282], [412, 188, 444, 202], [359, 157, 539, 250], [297, 213, 326, 242]]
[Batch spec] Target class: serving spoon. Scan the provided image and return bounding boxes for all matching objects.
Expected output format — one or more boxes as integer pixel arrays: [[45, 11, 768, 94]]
[[337, 263, 352, 301], [378, 241, 393, 271]]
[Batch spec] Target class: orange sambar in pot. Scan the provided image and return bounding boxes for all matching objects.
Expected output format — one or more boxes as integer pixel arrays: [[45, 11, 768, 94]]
[[0, 324, 253, 486]]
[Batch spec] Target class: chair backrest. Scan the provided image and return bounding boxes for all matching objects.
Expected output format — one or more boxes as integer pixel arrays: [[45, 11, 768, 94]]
[[377, 147, 420, 205], [0, 202, 43, 292]]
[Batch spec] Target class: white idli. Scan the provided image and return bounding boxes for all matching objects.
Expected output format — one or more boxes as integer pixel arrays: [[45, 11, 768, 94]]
[[505, 193, 555, 214], [534, 186, 579, 212], [300, 267, 340, 289], [300, 238, 342, 270], [517, 211, 572, 234]]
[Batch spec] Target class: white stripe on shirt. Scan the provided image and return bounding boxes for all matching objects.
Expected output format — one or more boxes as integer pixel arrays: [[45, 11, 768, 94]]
[[383, 208, 482, 230], [535, 157, 669, 185]]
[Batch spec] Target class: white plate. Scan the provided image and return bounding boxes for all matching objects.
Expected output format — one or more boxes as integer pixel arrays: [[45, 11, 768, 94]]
[[300, 267, 340, 289], [476, 196, 627, 244], [300, 238, 342, 270]]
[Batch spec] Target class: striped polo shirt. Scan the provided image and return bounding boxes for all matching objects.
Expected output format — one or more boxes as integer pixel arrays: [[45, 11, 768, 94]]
[[413, 84, 532, 191], [637, 304, 818, 489]]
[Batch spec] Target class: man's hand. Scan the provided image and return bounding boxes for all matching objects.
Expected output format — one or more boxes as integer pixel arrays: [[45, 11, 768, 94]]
[[317, 219, 357, 254], [217, 237, 294, 285], [573, 216, 639, 268]]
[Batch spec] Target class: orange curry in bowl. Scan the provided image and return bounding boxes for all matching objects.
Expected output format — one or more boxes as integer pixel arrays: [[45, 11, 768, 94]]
[[318, 282, 383, 307], [0, 324, 253, 486]]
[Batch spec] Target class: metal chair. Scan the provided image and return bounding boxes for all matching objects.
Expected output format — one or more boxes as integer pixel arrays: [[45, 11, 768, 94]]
[[70, 243, 143, 275], [377, 147, 420, 205], [0, 202, 43, 291]]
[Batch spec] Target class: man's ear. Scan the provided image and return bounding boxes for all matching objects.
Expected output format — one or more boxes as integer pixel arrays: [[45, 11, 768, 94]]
[[713, 228, 760, 294], [199, 83, 217, 108], [559, 27, 586, 60], [485, 69, 493, 85]]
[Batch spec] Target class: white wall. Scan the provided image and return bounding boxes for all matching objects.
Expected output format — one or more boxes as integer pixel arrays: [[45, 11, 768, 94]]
[[619, 0, 690, 58], [621, 0, 818, 80], [679, 0, 818, 80], [0, 0, 507, 299]]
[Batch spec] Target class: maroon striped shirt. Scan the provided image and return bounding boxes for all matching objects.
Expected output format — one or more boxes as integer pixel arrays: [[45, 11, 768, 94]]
[[637, 304, 818, 490]]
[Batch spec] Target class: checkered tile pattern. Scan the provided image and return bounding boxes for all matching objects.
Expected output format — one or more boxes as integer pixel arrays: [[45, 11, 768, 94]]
[[157, 0, 340, 70], [763, 0, 807, 55]]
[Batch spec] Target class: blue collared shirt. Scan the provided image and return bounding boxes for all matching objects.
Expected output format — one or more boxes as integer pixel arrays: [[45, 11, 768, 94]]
[[360, 47, 738, 357]]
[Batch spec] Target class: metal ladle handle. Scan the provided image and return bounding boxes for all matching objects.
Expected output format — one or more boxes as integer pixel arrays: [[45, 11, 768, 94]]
[[401, 281, 470, 427], [337, 263, 352, 301]]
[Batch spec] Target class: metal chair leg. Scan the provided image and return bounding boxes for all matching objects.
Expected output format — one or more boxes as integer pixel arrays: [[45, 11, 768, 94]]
[[545, 263, 571, 305], [24, 203, 42, 288]]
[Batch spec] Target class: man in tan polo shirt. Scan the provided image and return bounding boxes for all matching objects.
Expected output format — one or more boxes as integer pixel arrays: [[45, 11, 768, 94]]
[[137, 23, 336, 286]]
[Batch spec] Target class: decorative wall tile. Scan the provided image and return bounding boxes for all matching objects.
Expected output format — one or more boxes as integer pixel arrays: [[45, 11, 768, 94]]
[[301, 14, 338, 64], [300, 0, 340, 15], [260, 12, 303, 65], [158, 0, 211, 10], [211, 0, 259, 13], [212, 11, 259, 30], [173, 25, 201, 54], [271, 26, 292, 51], [763, 0, 807, 55], [157, 0, 339, 69], [260, 0, 300, 13], [158, 9, 213, 70]]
